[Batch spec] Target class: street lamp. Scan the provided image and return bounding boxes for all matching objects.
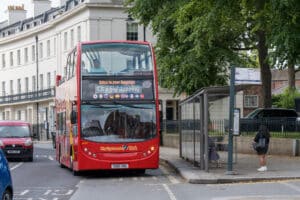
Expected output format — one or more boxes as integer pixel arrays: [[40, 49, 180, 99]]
[[35, 35, 40, 140]]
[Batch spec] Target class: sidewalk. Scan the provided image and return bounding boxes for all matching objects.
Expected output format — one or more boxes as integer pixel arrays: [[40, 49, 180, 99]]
[[160, 146, 300, 184]]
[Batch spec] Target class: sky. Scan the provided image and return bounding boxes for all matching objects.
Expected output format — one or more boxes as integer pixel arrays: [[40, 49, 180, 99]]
[[0, 0, 60, 22]]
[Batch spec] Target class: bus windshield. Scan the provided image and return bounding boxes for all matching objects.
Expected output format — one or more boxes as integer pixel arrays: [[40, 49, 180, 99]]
[[81, 43, 153, 75], [81, 103, 156, 142]]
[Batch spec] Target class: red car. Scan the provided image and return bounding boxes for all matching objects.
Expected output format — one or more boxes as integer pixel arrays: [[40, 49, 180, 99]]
[[0, 120, 34, 162]]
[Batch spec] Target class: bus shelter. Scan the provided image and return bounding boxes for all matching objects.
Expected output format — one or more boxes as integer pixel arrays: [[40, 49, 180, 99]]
[[179, 85, 246, 172]]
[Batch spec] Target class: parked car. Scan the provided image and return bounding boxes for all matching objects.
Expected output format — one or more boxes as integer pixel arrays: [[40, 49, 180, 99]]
[[240, 108, 299, 132], [0, 149, 13, 200], [0, 120, 34, 161]]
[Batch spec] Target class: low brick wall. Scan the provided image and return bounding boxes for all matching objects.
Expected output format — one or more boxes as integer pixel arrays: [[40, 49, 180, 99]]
[[162, 133, 300, 156]]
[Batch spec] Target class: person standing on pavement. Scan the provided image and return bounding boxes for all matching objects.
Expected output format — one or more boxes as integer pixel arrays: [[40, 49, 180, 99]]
[[254, 124, 270, 172]]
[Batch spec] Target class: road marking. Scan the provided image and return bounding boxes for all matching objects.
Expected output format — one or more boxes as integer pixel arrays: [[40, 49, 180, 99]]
[[212, 195, 300, 200], [10, 162, 23, 171], [281, 182, 300, 193], [48, 155, 54, 160], [20, 190, 29, 195], [160, 165, 180, 184], [162, 184, 177, 200]]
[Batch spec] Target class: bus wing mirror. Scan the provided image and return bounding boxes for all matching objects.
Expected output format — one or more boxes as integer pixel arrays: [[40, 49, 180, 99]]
[[71, 110, 77, 124]]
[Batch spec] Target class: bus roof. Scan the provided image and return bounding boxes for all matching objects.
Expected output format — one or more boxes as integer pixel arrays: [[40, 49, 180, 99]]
[[78, 40, 152, 46]]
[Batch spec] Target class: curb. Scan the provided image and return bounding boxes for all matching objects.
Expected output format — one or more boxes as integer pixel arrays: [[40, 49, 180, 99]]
[[159, 158, 300, 184]]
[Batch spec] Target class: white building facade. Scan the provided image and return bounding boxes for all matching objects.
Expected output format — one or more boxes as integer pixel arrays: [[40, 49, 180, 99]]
[[0, 0, 182, 140]]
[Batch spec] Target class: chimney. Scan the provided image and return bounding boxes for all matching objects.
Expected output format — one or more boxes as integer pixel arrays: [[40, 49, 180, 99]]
[[32, 0, 51, 17], [6, 4, 27, 25]]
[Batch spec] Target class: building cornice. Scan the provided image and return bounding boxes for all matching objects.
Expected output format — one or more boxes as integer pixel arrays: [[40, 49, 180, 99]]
[[0, 2, 126, 45]]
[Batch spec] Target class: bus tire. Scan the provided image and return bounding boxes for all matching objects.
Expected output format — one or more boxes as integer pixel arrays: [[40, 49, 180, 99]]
[[135, 169, 146, 175]]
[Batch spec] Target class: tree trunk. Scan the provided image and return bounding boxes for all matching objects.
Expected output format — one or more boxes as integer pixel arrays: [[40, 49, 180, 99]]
[[288, 61, 295, 90], [257, 30, 272, 108]]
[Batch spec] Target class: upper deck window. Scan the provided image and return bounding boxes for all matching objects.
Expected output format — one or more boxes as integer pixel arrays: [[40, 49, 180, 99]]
[[81, 43, 153, 76]]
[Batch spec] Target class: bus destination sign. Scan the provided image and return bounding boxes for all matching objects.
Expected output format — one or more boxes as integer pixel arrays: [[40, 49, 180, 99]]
[[82, 79, 154, 100]]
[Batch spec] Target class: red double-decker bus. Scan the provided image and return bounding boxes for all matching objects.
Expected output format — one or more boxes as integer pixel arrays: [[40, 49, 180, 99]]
[[55, 41, 160, 175]]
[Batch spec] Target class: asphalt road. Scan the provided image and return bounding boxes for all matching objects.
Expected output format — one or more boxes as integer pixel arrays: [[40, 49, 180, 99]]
[[7, 143, 300, 200]]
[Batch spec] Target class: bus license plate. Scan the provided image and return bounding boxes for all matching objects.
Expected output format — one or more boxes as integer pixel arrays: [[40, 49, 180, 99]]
[[7, 150, 20, 154], [111, 164, 129, 169]]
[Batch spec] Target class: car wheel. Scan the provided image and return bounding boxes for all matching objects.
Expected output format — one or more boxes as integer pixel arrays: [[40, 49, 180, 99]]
[[2, 189, 12, 200]]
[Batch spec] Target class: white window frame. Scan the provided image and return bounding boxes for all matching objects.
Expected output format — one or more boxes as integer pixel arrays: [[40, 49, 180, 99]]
[[244, 95, 259, 108], [2, 54, 5, 68], [17, 49, 21, 65], [32, 45, 35, 61], [77, 26, 81, 42], [47, 40, 50, 57], [64, 32, 68, 51], [24, 47, 28, 63], [70, 29, 74, 48], [10, 52, 13, 66], [39, 42, 43, 59]]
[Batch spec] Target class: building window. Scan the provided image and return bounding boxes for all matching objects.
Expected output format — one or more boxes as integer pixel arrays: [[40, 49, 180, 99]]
[[32, 76, 36, 91], [24, 47, 28, 63], [17, 110, 21, 120], [1, 81, 5, 96], [244, 95, 259, 108], [70, 29, 74, 48], [10, 52, 13, 66], [47, 40, 50, 57], [17, 79, 21, 94], [10, 80, 13, 95], [2, 112, 5, 120], [2, 54, 5, 68], [127, 22, 138, 41], [40, 74, 44, 90], [77, 26, 81, 42], [32, 45, 35, 61], [54, 38, 56, 55], [25, 77, 29, 93], [24, 110, 28, 121], [47, 72, 51, 88], [64, 32, 68, 50], [39, 42, 43, 59], [17, 49, 21, 65]]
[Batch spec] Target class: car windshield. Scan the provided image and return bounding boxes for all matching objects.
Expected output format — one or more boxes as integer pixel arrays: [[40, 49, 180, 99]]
[[245, 109, 262, 118], [81, 103, 156, 143], [0, 125, 31, 138]]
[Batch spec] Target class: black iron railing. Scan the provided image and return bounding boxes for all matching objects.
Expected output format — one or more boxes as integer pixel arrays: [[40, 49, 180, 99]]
[[0, 87, 55, 104]]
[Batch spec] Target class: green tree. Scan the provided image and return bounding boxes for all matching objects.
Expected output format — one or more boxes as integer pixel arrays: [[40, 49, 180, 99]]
[[269, 0, 300, 90], [272, 88, 300, 109], [126, 0, 297, 107]]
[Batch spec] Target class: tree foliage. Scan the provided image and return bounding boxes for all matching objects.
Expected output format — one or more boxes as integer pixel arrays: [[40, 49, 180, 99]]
[[126, 0, 299, 107], [272, 88, 300, 109]]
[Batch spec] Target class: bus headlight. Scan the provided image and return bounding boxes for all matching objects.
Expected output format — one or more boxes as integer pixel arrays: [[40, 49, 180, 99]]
[[143, 146, 156, 157]]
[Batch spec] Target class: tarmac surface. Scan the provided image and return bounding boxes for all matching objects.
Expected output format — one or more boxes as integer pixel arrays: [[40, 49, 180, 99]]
[[160, 146, 300, 184], [34, 141, 300, 184]]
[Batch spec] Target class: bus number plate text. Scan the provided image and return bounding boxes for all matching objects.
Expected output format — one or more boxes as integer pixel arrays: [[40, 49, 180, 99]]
[[111, 164, 129, 169]]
